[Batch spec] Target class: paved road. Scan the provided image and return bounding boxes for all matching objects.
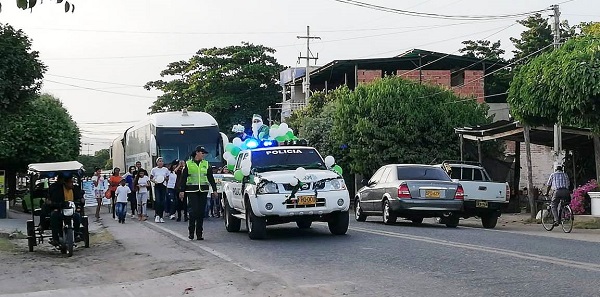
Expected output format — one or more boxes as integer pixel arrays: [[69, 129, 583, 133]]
[[146, 215, 600, 297]]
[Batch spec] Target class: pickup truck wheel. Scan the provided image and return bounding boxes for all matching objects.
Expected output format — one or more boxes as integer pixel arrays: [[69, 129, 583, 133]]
[[296, 219, 312, 229], [354, 199, 367, 222], [411, 218, 424, 225], [481, 214, 498, 229], [224, 199, 241, 232], [445, 215, 460, 228], [246, 203, 266, 240], [328, 211, 349, 235], [382, 200, 396, 225]]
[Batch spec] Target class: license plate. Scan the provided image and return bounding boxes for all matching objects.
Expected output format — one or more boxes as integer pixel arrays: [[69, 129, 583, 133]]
[[425, 190, 440, 198], [476, 201, 488, 208], [297, 195, 316, 205]]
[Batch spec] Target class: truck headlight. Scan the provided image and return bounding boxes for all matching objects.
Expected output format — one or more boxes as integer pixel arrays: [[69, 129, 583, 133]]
[[329, 178, 346, 190], [258, 182, 279, 194]]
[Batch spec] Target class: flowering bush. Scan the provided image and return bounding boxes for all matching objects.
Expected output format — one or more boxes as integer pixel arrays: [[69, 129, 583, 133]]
[[571, 179, 598, 214]]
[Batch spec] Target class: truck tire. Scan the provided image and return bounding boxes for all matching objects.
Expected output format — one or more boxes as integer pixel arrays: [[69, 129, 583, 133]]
[[481, 214, 498, 229], [224, 198, 241, 232], [328, 211, 349, 235], [246, 202, 266, 240]]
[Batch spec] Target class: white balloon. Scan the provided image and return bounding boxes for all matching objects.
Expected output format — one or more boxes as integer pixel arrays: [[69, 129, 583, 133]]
[[279, 123, 289, 131], [241, 165, 251, 176], [232, 137, 243, 147], [241, 159, 251, 169], [269, 128, 279, 138], [227, 158, 236, 165], [324, 156, 335, 168], [223, 152, 234, 161], [289, 179, 299, 186], [294, 167, 307, 180]]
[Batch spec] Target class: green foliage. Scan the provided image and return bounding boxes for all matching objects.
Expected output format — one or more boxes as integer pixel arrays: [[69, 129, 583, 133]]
[[508, 35, 600, 131], [323, 77, 491, 176], [145, 42, 284, 130], [0, 23, 46, 113], [1, 0, 75, 13], [76, 149, 111, 176], [0, 94, 81, 171]]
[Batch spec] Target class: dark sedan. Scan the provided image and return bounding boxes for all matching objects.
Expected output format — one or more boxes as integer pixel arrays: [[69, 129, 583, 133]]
[[354, 164, 464, 227]]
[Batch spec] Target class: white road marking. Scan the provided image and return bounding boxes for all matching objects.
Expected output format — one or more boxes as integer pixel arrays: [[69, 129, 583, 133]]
[[347, 225, 600, 272], [146, 222, 256, 272]]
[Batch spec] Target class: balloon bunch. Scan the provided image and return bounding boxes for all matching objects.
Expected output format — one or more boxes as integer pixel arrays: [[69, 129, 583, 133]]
[[268, 123, 298, 142], [324, 156, 343, 176]]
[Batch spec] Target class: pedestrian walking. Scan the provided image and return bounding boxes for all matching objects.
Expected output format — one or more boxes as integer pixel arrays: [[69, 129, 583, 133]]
[[175, 160, 188, 222], [150, 157, 170, 223], [108, 168, 121, 220], [178, 146, 217, 240], [167, 161, 178, 220], [125, 166, 137, 218], [115, 179, 131, 223], [91, 167, 104, 221], [135, 170, 150, 221]]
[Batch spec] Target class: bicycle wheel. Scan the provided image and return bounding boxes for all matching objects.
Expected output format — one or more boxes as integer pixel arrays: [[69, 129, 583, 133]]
[[560, 205, 574, 233], [540, 204, 555, 231]]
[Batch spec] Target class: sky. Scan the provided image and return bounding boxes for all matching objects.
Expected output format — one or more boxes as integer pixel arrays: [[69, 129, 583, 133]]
[[0, 0, 597, 154]]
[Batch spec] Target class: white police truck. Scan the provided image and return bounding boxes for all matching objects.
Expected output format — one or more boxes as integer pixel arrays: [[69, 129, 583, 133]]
[[222, 141, 350, 239]]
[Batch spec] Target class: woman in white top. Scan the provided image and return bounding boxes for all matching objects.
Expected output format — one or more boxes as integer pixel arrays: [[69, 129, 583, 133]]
[[166, 162, 179, 220], [91, 167, 104, 220]]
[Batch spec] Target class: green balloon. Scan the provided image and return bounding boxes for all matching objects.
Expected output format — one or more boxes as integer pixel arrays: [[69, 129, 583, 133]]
[[292, 136, 299, 140], [227, 164, 235, 171], [271, 124, 279, 130], [231, 146, 241, 156], [258, 132, 266, 139], [332, 165, 343, 175], [275, 135, 287, 142], [225, 143, 235, 152], [234, 170, 244, 181], [285, 131, 294, 138]]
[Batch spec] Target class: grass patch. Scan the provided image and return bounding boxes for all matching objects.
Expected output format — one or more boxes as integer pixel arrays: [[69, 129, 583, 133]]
[[0, 238, 15, 252], [574, 218, 600, 229], [90, 228, 114, 245]]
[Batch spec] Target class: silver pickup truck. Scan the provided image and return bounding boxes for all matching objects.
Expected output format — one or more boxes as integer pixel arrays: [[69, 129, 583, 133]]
[[438, 162, 509, 228]]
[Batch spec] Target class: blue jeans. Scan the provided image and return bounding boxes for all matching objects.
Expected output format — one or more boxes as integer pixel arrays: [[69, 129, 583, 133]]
[[166, 188, 177, 216], [116, 202, 128, 221], [154, 184, 167, 218]]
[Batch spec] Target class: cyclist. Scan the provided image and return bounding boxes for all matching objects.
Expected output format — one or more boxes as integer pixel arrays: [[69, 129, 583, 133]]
[[543, 165, 570, 226]]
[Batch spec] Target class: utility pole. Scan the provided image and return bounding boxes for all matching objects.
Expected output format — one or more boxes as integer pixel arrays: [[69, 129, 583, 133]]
[[297, 26, 320, 103], [267, 106, 273, 125], [551, 4, 563, 168]]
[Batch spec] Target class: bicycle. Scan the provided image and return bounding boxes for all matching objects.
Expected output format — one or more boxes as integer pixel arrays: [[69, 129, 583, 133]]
[[539, 195, 574, 233]]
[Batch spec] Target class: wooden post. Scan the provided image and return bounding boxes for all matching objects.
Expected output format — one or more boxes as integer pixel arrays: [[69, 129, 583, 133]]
[[459, 134, 464, 161], [524, 125, 536, 219], [477, 139, 483, 164], [571, 149, 577, 187], [513, 141, 521, 207], [594, 135, 600, 182]]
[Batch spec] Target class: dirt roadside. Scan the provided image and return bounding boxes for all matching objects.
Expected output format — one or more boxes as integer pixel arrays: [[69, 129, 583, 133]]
[[0, 208, 353, 297]]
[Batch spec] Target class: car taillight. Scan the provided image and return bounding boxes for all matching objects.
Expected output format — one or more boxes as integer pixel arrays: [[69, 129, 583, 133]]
[[398, 184, 411, 199], [505, 183, 510, 202], [454, 185, 464, 200]]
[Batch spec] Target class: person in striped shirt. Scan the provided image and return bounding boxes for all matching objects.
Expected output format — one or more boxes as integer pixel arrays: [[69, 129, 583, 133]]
[[544, 166, 571, 226]]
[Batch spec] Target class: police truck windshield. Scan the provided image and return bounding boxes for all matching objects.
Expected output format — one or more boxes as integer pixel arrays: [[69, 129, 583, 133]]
[[251, 148, 325, 172]]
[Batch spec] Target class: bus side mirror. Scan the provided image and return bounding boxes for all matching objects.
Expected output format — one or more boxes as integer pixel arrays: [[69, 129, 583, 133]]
[[150, 135, 157, 157]]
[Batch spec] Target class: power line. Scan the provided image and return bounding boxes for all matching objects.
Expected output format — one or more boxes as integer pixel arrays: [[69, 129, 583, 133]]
[[331, 0, 548, 20], [43, 79, 155, 99], [45, 74, 144, 87]]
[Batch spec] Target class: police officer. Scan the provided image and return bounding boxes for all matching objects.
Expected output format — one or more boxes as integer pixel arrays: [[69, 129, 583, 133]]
[[178, 146, 217, 240]]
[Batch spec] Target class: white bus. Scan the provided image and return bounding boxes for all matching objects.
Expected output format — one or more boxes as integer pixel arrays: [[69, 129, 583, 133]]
[[111, 110, 228, 172]]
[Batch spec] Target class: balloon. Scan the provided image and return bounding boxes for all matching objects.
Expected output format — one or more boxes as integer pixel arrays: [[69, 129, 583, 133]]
[[225, 143, 235, 152], [241, 166, 251, 176], [231, 146, 241, 157], [275, 135, 287, 142], [285, 131, 294, 139], [258, 132, 266, 139], [271, 124, 279, 130], [227, 158, 236, 166], [241, 159, 251, 169], [289, 178, 298, 186], [223, 151, 234, 161], [279, 123, 289, 131], [227, 164, 235, 171], [269, 127, 280, 138], [232, 137, 242, 147], [332, 165, 343, 175], [234, 170, 244, 181], [294, 167, 307, 180], [324, 156, 335, 168]]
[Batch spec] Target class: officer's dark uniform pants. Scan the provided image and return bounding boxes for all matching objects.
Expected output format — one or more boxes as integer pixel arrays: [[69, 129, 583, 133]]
[[187, 191, 208, 238]]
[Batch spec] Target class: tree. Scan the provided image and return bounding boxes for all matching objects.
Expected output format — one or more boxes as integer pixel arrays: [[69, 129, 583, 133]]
[[332, 77, 493, 176], [0, 0, 75, 13], [77, 149, 111, 176], [0, 93, 81, 198], [459, 39, 511, 103], [145, 42, 284, 130], [0, 23, 46, 113]]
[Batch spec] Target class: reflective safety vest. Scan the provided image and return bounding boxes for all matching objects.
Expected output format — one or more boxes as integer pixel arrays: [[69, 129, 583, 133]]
[[186, 160, 210, 192]]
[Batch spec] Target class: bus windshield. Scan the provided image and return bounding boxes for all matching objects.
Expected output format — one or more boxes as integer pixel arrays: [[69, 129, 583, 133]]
[[156, 127, 222, 166]]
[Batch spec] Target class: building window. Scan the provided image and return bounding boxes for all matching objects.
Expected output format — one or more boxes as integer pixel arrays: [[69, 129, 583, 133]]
[[451, 70, 465, 87]]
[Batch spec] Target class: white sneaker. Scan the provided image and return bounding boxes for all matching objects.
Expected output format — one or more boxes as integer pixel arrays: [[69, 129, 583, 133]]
[[159, 218, 165, 223], [130, 214, 135, 219], [170, 214, 176, 220], [154, 216, 160, 223], [115, 217, 119, 221]]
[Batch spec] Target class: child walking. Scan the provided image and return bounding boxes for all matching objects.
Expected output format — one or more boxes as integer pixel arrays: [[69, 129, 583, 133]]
[[135, 170, 150, 221], [115, 179, 131, 223]]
